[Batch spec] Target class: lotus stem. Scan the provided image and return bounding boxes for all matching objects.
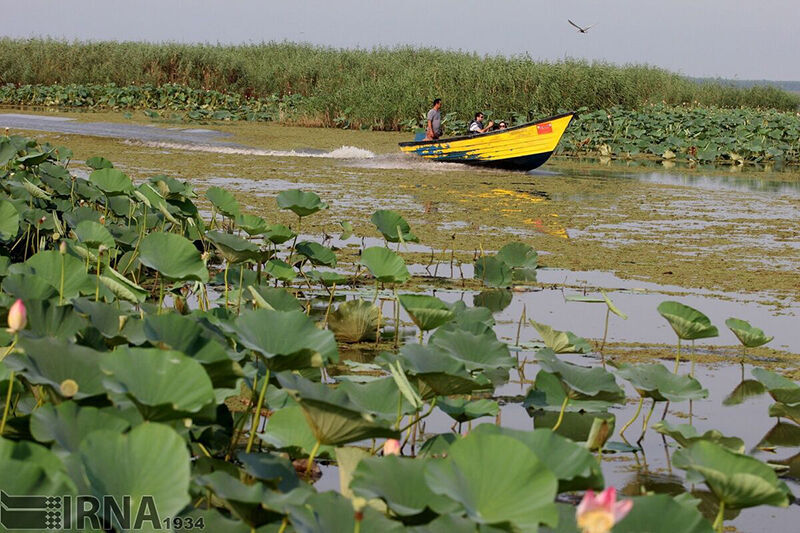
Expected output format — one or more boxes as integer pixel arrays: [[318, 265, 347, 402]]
[[277, 518, 288, 533], [236, 264, 244, 315], [224, 262, 230, 307], [515, 305, 526, 347], [0, 337, 18, 363], [374, 302, 382, 346], [418, 328, 424, 344], [620, 397, 644, 440], [673, 338, 682, 373], [690, 340, 696, 377], [712, 500, 725, 533], [600, 307, 611, 367], [393, 286, 400, 349], [322, 283, 336, 329], [94, 251, 102, 302], [305, 440, 321, 480], [158, 279, 165, 314], [354, 518, 361, 533], [398, 397, 436, 433], [552, 396, 570, 432], [245, 368, 270, 454], [59, 251, 65, 305], [0, 371, 14, 436], [225, 411, 249, 461], [288, 216, 300, 264], [639, 399, 657, 442]]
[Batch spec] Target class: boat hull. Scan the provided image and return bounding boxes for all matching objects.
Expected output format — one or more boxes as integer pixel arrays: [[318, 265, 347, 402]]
[[398, 112, 573, 171]]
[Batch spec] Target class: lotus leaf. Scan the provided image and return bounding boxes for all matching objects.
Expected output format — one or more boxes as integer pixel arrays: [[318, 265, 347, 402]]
[[263, 258, 296, 281], [757, 422, 800, 448], [309, 269, 348, 287], [653, 420, 745, 453], [75, 220, 115, 249], [23, 249, 94, 299], [78, 423, 191, 532], [296, 241, 337, 267], [100, 347, 216, 420], [536, 349, 625, 402], [430, 326, 514, 372], [328, 299, 379, 343], [247, 286, 304, 312], [259, 405, 335, 458], [752, 368, 800, 405], [206, 186, 241, 217], [139, 232, 209, 282], [530, 320, 592, 353], [398, 293, 454, 332], [30, 401, 131, 454], [360, 246, 410, 283], [437, 397, 499, 423], [206, 230, 261, 263], [233, 309, 338, 369], [473, 289, 513, 313], [86, 156, 113, 169], [768, 402, 800, 425], [657, 301, 719, 340], [723, 379, 767, 406], [673, 440, 791, 509], [234, 213, 269, 235], [89, 167, 133, 195], [474, 255, 512, 288], [612, 494, 715, 533], [276, 189, 328, 218], [616, 362, 708, 402], [276, 372, 400, 445], [263, 223, 295, 244], [424, 432, 558, 530], [0, 199, 19, 240], [725, 318, 773, 348], [288, 491, 404, 533], [496, 241, 538, 280], [237, 451, 300, 492], [370, 209, 419, 243], [338, 376, 415, 421]]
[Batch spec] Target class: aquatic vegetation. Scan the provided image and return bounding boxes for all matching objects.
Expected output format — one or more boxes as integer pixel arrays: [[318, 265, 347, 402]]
[[657, 301, 719, 374], [0, 132, 796, 531]]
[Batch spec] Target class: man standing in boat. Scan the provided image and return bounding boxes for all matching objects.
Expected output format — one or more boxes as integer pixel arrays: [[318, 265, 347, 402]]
[[468, 112, 494, 134], [425, 98, 443, 140]]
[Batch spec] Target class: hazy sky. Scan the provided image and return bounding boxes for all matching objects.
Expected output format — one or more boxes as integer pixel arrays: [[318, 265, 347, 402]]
[[3, 0, 798, 80]]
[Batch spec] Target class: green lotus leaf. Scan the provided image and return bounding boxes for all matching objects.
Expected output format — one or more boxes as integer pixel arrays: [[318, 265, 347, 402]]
[[328, 299, 379, 343], [615, 362, 708, 402], [757, 422, 800, 448], [0, 199, 20, 241], [263, 258, 296, 281], [247, 286, 304, 312], [23, 249, 94, 299], [192, 470, 272, 526], [288, 491, 404, 533], [30, 401, 132, 454], [530, 407, 616, 446], [206, 186, 241, 218], [424, 432, 558, 530], [85, 156, 113, 170], [723, 379, 767, 406], [752, 368, 800, 405], [474, 255, 512, 288], [75, 220, 115, 249], [536, 349, 625, 402], [263, 223, 295, 244], [139, 231, 209, 282], [78, 423, 191, 532], [768, 402, 800, 425], [398, 294, 455, 332], [233, 309, 338, 371], [340, 220, 354, 240], [89, 167, 133, 195], [237, 451, 301, 492], [206, 230, 260, 263], [259, 405, 335, 458], [351, 455, 457, 517], [0, 439, 77, 506], [430, 326, 514, 372], [653, 420, 745, 453], [11, 336, 106, 398], [612, 494, 715, 533], [234, 213, 269, 235], [657, 301, 719, 340], [276, 372, 400, 446], [338, 376, 414, 421], [276, 189, 328, 218], [360, 246, 410, 283], [673, 440, 791, 509], [470, 425, 604, 492], [99, 265, 148, 303], [380, 344, 487, 399], [309, 269, 348, 287], [725, 318, 773, 348], [100, 347, 216, 420], [473, 289, 513, 313], [437, 397, 499, 423], [296, 241, 337, 267], [370, 209, 419, 243], [530, 320, 592, 353], [497, 241, 538, 281], [20, 298, 89, 340]]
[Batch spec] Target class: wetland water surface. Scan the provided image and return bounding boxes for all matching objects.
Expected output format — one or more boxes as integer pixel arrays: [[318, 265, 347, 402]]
[[3, 111, 799, 531]]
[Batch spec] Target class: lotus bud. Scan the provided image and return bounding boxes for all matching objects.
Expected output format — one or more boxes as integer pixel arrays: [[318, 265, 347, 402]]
[[7, 299, 26, 333], [383, 438, 401, 456], [59, 379, 79, 398], [59, 240, 67, 255], [576, 487, 632, 533]]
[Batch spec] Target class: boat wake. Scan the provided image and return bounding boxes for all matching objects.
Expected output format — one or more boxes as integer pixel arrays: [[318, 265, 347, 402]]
[[127, 140, 376, 159]]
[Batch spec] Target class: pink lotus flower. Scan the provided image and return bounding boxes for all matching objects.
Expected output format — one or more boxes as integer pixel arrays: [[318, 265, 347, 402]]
[[576, 487, 633, 533], [383, 438, 401, 456], [7, 299, 26, 333]]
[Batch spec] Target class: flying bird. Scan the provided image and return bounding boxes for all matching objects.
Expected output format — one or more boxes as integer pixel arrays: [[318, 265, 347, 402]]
[[568, 20, 596, 34]]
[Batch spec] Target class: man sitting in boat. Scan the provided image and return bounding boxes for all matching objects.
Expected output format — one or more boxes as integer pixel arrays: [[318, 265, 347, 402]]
[[468, 112, 494, 134]]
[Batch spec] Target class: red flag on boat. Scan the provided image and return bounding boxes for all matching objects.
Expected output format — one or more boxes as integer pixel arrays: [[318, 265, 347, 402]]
[[537, 123, 553, 134]]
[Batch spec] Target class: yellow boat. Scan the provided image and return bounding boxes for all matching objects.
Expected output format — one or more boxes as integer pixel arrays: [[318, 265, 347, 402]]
[[399, 112, 574, 171]]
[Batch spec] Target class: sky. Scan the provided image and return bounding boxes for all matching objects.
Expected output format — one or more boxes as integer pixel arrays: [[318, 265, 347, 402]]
[[2, 0, 798, 81]]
